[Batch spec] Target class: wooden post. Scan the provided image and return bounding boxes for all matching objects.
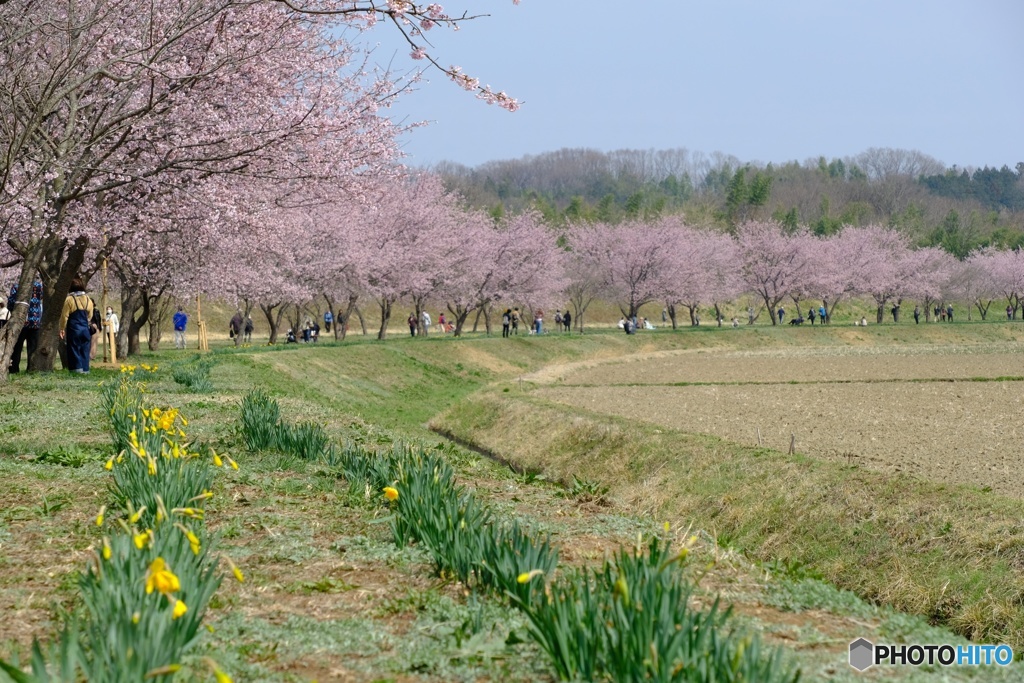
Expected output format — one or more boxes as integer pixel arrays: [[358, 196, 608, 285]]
[[107, 326, 117, 365], [788, 433, 796, 455], [756, 427, 762, 446], [196, 294, 209, 351]]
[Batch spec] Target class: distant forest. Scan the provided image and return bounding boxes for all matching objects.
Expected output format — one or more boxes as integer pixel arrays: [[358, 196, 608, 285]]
[[432, 147, 1024, 258]]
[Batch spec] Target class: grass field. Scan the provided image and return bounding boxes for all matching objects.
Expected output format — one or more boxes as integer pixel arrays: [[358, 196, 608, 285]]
[[2, 320, 1024, 681]]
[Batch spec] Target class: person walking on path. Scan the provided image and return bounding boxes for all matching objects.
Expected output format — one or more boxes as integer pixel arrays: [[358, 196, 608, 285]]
[[229, 310, 244, 347], [173, 306, 188, 349], [324, 310, 333, 334], [59, 278, 94, 374], [421, 310, 431, 337], [244, 315, 254, 343], [511, 307, 520, 335], [407, 313, 418, 337], [8, 278, 43, 373]]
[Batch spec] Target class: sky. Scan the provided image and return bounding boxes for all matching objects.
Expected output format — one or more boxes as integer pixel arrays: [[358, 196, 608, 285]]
[[355, 0, 1024, 172]]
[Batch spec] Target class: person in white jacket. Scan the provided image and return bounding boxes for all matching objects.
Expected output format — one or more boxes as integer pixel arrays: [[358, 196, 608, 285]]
[[421, 310, 431, 336], [105, 306, 120, 334]]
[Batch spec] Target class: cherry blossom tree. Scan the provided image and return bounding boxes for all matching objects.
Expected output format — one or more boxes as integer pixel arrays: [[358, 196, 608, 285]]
[[982, 248, 1024, 320], [660, 223, 741, 327], [439, 210, 565, 337], [0, 0, 403, 378], [350, 174, 467, 339], [904, 247, 955, 322], [569, 219, 676, 321], [736, 221, 814, 325], [946, 252, 999, 321]]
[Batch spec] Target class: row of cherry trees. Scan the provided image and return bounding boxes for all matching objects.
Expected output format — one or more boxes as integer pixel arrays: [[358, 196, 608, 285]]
[[6, 167, 1024, 360], [0, 0, 524, 380], [568, 219, 1024, 328], [183, 178, 1024, 345]]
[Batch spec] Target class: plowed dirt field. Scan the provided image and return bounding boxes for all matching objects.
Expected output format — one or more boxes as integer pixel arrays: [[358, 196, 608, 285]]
[[536, 344, 1024, 497]]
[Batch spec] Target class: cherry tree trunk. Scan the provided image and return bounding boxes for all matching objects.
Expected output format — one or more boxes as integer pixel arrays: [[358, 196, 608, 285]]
[[259, 303, 283, 344], [355, 307, 368, 335], [377, 300, 392, 340], [667, 304, 678, 330], [32, 237, 90, 371], [0, 249, 47, 381], [453, 310, 471, 337], [876, 304, 885, 324], [338, 295, 359, 341], [117, 285, 149, 358]]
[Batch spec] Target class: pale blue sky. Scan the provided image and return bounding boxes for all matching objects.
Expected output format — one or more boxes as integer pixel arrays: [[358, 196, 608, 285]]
[[358, 1, 1023, 170]]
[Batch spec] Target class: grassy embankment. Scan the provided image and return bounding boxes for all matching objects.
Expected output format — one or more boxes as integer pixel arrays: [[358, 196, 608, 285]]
[[1, 321, 1023, 680], [431, 322, 1024, 650]]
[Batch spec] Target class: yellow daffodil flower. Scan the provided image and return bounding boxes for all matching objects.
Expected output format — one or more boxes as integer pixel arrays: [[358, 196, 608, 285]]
[[517, 569, 545, 584], [145, 557, 180, 595], [101, 538, 112, 560], [383, 486, 399, 501], [213, 453, 223, 467], [95, 505, 106, 527], [104, 457, 114, 471], [172, 599, 188, 619], [134, 529, 154, 549], [129, 506, 147, 524]]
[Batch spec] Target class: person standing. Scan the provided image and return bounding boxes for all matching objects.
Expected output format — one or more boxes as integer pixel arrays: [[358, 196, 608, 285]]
[[89, 299, 102, 360], [173, 306, 188, 349], [562, 309, 572, 332], [229, 310, 244, 347], [808, 307, 816, 325], [777, 306, 785, 324], [421, 310, 431, 337], [105, 306, 120, 337], [913, 305, 920, 324], [244, 315, 254, 343], [407, 313, 418, 337], [1007, 305, 1014, 320], [533, 310, 543, 335], [818, 305, 827, 325], [438, 312, 448, 335], [946, 304, 954, 322], [8, 278, 43, 373], [323, 310, 333, 334], [501, 309, 511, 338], [59, 278, 94, 374], [0, 297, 9, 328]]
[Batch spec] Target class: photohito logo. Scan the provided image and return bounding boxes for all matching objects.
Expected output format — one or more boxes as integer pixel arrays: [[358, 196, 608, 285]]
[[849, 638, 1014, 672]]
